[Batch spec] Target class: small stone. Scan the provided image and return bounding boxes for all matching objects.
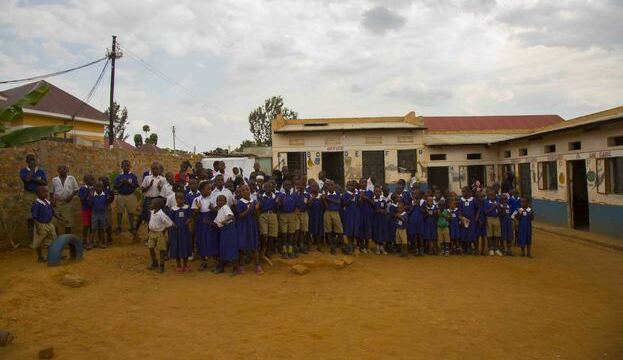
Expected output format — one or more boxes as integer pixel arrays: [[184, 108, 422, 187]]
[[302, 260, 316, 266], [39, 347, 54, 359], [61, 274, 85, 288], [342, 256, 354, 265], [333, 259, 345, 268], [291, 264, 310, 275]]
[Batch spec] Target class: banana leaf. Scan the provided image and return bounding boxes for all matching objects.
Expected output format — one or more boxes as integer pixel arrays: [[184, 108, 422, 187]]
[[0, 84, 50, 131], [0, 124, 72, 148]]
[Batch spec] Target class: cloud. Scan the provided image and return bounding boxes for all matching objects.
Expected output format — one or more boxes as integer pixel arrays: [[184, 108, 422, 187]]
[[361, 6, 407, 35], [385, 83, 454, 106]]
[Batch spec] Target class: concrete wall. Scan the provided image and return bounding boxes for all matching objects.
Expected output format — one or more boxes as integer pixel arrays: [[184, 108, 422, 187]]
[[425, 144, 499, 192]]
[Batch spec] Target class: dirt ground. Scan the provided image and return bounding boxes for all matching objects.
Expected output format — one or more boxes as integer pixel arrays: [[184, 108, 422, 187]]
[[0, 229, 622, 360]]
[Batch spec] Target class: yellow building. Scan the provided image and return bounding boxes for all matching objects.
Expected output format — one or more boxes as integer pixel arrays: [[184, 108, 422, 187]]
[[0, 80, 107, 146]]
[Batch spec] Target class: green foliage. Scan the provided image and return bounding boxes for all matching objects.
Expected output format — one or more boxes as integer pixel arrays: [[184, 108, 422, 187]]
[[0, 83, 50, 133], [248, 96, 297, 146], [104, 102, 129, 140], [145, 133, 158, 146], [0, 125, 72, 148], [234, 139, 257, 153], [142, 124, 150, 134], [133, 134, 143, 147]]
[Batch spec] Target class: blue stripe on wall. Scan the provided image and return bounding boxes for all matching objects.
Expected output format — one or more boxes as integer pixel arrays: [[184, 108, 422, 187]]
[[532, 198, 568, 227], [589, 203, 623, 239]]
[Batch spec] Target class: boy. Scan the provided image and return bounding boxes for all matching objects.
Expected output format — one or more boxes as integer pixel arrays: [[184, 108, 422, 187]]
[[138, 162, 168, 232], [50, 164, 79, 235], [394, 201, 409, 257], [20, 154, 47, 239], [114, 160, 139, 235], [147, 198, 174, 273], [321, 180, 344, 255], [484, 189, 503, 256], [99, 176, 115, 245], [31, 185, 61, 262], [78, 175, 95, 246], [295, 179, 310, 254], [277, 180, 298, 258], [88, 181, 110, 249], [258, 182, 278, 262]]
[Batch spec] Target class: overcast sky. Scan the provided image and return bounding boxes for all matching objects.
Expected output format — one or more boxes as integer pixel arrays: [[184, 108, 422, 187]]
[[1, 0, 622, 152]]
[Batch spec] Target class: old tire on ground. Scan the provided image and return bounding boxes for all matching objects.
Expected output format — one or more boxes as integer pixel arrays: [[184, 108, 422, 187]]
[[47, 234, 84, 266]]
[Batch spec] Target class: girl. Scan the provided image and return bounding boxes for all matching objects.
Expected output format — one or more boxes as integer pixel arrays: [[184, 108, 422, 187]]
[[385, 193, 398, 255], [307, 182, 324, 251], [447, 198, 461, 255], [421, 195, 438, 255], [512, 197, 534, 257], [475, 190, 488, 256], [357, 178, 374, 253], [236, 185, 262, 274], [168, 192, 193, 273], [214, 195, 239, 274], [499, 194, 514, 256], [372, 185, 387, 255], [458, 187, 478, 255], [192, 181, 218, 271], [342, 180, 360, 255], [408, 189, 425, 255]]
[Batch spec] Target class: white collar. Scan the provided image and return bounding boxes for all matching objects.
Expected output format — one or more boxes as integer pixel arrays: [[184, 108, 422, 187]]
[[240, 198, 251, 204], [94, 191, 106, 196], [172, 204, 189, 210], [152, 209, 164, 215], [327, 191, 337, 196], [27, 166, 39, 172], [263, 193, 276, 199], [36, 198, 50, 205], [346, 190, 354, 195], [461, 196, 474, 202], [374, 195, 385, 201]]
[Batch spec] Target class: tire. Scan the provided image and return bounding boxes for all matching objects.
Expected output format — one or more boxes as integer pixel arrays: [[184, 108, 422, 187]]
[[47, 234, 84, 266]]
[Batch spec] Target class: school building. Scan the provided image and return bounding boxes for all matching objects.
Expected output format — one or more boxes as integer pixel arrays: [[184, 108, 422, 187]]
[[271, 106, 623, 238], [0, 80, 107, 146]]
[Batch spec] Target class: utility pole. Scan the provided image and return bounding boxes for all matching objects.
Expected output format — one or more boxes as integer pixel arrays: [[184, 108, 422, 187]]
[[107, 35, 119, 148], [172, 126, 176, 151]]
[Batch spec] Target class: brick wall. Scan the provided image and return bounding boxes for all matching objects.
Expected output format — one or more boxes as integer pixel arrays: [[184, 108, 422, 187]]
[[0, 140, 199, 248]]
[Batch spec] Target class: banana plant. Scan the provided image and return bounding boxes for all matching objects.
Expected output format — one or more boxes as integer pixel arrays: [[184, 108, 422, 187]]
[[0, 83, 73, 147]]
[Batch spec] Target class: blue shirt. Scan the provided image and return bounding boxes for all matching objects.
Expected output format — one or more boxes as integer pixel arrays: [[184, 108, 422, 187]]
[[185, 190, 201, 206], [508, 196, 520, 213], [395, 212, 408, 229], [279, 192, 298, 213], [296, 192, 310, 212], [31, 199, 54, 223], [91, 192, 108, 213], [259, 193, 278, 212], [78, 186, 92, 210], [484, 199, 500, 217], [325, 192, 341, 211], [114, 172, 139, 195], [20, 167, 47, 193]]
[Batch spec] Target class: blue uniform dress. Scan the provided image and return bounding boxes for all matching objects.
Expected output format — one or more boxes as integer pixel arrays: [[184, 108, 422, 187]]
[[475, 197, 487, 237], [514, 208, 534, 246], [236, 199, 259, 251], [185, 190, 201, 206], [422, 204, 438, 241], [113, 172, 138, 195], [358, 190, 374, 240], [168, 206, 193, 259], [194, 196, 219, 257], [90, 192, 109, 230], [459, 197, 478, 243], [386, 202, 398, 244], [20, 167, 47, 193], [448, 207, 461, 240], [32, 199, 54, 223], [372, 196, 387, 244], [219, 222, 239, 261], [342, 191, 360, 238], [307, 195, 324, 237], [407, 199, 425, 237], [500, 203, 513, 242]]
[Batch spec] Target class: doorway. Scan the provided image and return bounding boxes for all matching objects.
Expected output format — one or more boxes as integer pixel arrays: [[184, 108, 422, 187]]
[[286, 152, 307, 176], [467, 165, 486, 188], [322, 152, 344, 187], [362, 151, 385, 185], [427, 166, 449, 191], [518, 162, 532, 199], [568, 160, 589, 229]]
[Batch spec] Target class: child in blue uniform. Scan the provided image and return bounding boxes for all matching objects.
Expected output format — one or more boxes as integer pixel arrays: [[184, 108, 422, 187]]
[[371, 185, 387, 254], [322, 180, 344, 255], [385, 193, 398, 254], [168, 192, 193, 272], [484, 189, 503, 256], [358, 178, 374, 254], [192, 181, 217, 271], [499, 194, 514, 256], [458, 187, 478, 254], [236, 184, 262, 274], [88, 181, 110, 249], [474, 190, 487, 256], [214, 194, 240, 274], [394, 201, 409, 257], [31, 186, 59, 262], [277, 180, 298, 258], [295, 179, 310, 254], [408, 190, 425, 255], [447, 197, 461, 255], [341, 180, 360, 255], [512, 197, 534, 257], [78, 175, 94, 247], [307, 182, 324, 251], [421, 195, 438, 255]]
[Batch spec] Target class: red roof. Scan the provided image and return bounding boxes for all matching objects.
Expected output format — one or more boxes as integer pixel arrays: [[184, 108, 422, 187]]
[[0, 80, 106, 121], [423, 115, 564, 131], [112, 138, 135, 150]]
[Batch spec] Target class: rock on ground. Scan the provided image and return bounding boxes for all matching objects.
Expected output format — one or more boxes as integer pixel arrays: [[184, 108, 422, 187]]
[[342, 256, 354, 265], [291, 265, 310, 275], [333, 259, 345, 268], [61, 274, 85, 288], [39, 347, 54, 359]]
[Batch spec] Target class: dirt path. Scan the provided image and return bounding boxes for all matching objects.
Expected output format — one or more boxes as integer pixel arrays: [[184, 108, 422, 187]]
[[0, 229, 622, 359]]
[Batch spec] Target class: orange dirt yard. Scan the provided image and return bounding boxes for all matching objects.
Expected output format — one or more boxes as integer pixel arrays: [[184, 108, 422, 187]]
[[1, 229, 622, 360]]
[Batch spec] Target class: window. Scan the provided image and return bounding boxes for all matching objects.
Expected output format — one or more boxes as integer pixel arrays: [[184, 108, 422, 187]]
[[544, 144, 556, 153], [397, 149, 417, 173], [430, 154, 446, 161], [538, 161, 558, 190], [503, 150, 511, 158], [519, 148, 528, 156], [607, 136, 623, 147], [568, 141, 581, 150], [597, 157, 623, 194], [466, 153, 482, 160]]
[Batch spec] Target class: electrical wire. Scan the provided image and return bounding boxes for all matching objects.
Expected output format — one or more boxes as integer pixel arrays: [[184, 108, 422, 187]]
[[0, 57, 108, 85], [71, 58, 110, 118]]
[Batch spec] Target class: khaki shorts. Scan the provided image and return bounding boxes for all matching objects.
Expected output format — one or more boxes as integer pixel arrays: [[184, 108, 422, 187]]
[[297, 211, 309, 233], [23, 191, 37, 219], [323, 210, 343, 234], [147, 230, 167, 251], [32, 221, 56, 249], [53, 200, 74, 228], [116, 194, 138, 215], [259, 212, 278, 238], [437, 227, 450, 242], [487, 217, 501, 238], [396, 228, 408, 244], [279, 212, 298, 234]]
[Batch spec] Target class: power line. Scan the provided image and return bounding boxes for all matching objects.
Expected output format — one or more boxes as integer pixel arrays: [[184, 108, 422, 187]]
[[0, 57, 108, 85], [72, 58, 110, 118]]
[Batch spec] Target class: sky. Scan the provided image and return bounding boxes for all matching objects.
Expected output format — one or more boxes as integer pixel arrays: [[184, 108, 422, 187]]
[[1, 0, 622, 152]]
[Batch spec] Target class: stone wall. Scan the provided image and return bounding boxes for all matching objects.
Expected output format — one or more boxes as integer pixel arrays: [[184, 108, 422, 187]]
[[0, 140, 199, 248]]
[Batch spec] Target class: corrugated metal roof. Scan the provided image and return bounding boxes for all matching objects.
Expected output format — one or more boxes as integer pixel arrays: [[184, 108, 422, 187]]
[[425, 133, 520, 145], [274, 122, 423, 133], [423, 115, 563, 131]]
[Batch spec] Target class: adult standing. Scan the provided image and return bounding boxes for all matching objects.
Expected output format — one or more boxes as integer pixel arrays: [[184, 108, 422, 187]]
[[114, 160, 139, 235], [20, 154, 47, 239], [501, 172, 515, 194], [49, 164, 79, 235]]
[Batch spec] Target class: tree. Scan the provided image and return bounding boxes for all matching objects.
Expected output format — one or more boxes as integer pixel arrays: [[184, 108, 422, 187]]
[[0, 83, 72, 147], [248, 96, 297, 146], [234, 139, 257, 152], [145, 133, 158, 146], [133, 134, 143, 147], [142, 124, 150, 139], [103, 101, 129, 140]]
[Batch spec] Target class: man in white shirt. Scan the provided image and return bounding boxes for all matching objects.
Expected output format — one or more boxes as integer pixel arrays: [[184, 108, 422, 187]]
[[137, 162, 168, 233], [49, 164, 79, 234], [211, 174, 234, 207]]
